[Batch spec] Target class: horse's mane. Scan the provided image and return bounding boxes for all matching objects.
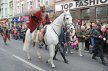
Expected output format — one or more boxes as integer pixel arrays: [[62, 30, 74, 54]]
[[51, 13, 64, 25]]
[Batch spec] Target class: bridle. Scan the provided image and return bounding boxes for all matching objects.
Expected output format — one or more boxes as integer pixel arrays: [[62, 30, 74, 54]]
[[52, 13, 74, 36], [63, 14, 75, 32]]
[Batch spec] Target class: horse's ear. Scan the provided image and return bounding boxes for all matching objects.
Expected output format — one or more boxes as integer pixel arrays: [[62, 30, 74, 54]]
[[63, 10, 66, 13], [63, 9, 70, 13], [63, 9, 68, 13]]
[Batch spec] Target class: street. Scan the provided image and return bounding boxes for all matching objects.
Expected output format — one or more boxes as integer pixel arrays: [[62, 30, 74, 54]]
[[0, 37, 108, 71]]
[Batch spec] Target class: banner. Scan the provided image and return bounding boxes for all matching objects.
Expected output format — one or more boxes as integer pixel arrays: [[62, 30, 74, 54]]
[[55, 0, 108, 11]]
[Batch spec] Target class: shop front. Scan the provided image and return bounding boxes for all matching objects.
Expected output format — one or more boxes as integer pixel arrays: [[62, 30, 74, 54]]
[[55, 0, 108, 24]]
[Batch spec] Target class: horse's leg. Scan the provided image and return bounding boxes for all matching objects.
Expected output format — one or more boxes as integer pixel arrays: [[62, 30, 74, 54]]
[[23, 29, 31, 60], [48, 44, 56, 68], [24, 39, 31, 60], [25, 39, 31, 60], [35, 42, 42, 59], [27, 46, 31, 60]]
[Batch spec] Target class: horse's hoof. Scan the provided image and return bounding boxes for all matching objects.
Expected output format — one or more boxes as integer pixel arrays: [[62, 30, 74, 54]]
[[38, 56, 42, 59], [64, 60, 69, 64], [28, 58, 31, 60], [46, 60, 50, 63], [46, 61, 48, 63], [28, 58, 31, 61], [51, 65, 56, 69], [53, 57, 58, 61]]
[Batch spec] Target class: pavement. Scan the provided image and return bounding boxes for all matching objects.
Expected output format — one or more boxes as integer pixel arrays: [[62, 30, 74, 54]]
[[0, 37, 108, 71]]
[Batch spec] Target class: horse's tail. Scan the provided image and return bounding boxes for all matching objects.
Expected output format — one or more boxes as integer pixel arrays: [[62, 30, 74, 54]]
[[23, 29, 31, 51]]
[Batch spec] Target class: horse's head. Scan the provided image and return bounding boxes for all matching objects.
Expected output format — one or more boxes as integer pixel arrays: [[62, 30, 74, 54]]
[[63, 10, 73, 26], [63, 10, 75, 36]]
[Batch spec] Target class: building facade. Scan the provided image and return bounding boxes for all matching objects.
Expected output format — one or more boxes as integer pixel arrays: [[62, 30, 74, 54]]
[[0, 0, 55, 26], [55, 0, 108, 24], [0, 0, 8, 19]]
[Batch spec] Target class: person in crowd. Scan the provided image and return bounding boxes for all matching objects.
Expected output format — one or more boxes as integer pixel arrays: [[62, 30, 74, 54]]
[[76, 25, 86, 56], [64, 29, 73, 55], [89, 23, 96, 54], [85, 25, 91, 51], [91, 23, 106, 65], [70, 35, 78, 49], [14, 27, 18, 40], [2, 27, 9, 45], [0, 25, 3, 36], [74, 20, 80, 32], [10, 25, 14, 39], [104, 24, 108, 54], [53, 26, 68, 64]]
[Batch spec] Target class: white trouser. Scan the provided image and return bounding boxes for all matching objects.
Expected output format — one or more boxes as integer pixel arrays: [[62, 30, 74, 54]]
[[78, 42, 85, 55]]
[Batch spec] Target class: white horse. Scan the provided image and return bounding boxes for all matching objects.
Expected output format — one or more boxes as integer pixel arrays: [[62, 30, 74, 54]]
[[23, 10, 75, 68]]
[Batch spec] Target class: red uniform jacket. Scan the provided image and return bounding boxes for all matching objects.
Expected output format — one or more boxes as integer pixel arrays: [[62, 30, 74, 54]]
[[28, 10, 42, 33], [28, 10, 51, 33]]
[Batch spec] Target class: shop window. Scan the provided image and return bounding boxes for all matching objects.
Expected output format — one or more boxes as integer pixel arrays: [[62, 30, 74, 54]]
[[46, 1, 48, 5], [5, 8, 7, 17], [96, 6, 108, 23], [38, 0, 40, 2], [9, 1, 13, 8], [22, 4, 24, 13], [81, 8, 90, 20], [41, 0, 43, 3], [70, 10, 76, 20], [30, 1, 32, 5]]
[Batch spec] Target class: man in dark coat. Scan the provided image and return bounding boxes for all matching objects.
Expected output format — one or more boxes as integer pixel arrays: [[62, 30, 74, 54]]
[[91, 23, 106, 65], [53, 27, 68, 64]]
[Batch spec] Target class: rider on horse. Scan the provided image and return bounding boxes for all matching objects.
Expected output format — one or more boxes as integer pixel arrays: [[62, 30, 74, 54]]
[[28, 5, 51, 33], [27, 5, 51, 46]]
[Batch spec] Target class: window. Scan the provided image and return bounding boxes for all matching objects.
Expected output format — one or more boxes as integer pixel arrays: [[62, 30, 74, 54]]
[[46, 1, 48, 5], [70, 10, 76, 20], [55, 0, 61, 2], [17, 6, 19, 13], [41, 0, 43, 3], [9, 1, 13, 8], [2, 8, 3, 17], [22, 4, 24, 12], [38, 0, 40, 2], [96, 6, 108, 23], [30, 1, 32, 5], [5, 8, 7, 17], [81, 8, 90, 20]]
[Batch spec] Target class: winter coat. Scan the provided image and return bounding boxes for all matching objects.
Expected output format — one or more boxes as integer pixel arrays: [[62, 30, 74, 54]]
[[59, 28, 66, 44], [76, 30, 86, 42], [91, 28, 103, 44]]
